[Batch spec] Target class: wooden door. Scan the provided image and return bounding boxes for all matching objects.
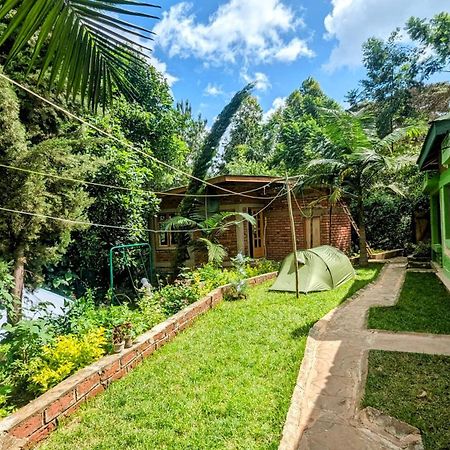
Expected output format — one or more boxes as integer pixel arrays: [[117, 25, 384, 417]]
[[305, 216, 321, 249], [249, 208, 265, 258]]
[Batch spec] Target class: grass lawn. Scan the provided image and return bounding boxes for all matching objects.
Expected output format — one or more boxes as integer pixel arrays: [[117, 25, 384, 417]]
[[39, 266, 380, 450], [368, 272, 450, 334], [363, 351, 450, 450]]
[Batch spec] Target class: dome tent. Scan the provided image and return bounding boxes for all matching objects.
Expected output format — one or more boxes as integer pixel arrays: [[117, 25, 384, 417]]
[[270, 246, 355, 294]]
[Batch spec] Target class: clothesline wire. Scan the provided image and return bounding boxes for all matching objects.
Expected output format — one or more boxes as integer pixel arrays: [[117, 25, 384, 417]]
[[0, 72, 283, 200], [0, 162, 281, 199], [0, 186, 287, 235]]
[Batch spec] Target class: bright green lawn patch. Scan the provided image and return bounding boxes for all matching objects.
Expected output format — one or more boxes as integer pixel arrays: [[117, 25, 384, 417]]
[[368, 272, 450, 334], [39, 266, 380, 450], [363, 351, 450, 450]]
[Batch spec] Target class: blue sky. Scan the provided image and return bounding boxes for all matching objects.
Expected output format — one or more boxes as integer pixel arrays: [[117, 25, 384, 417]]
[[135, 0, 446, 122]]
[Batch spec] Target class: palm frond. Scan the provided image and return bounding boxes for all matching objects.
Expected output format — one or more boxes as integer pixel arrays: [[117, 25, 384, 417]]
[[376, 123, 428, 152], [193, 238, 228, 265], [163, 216, 197, 231], [0, 0, 160, 110]]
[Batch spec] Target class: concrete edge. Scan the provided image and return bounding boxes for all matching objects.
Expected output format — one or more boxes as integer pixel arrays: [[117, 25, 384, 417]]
[[278, 264, 389, 450], [433, 262, 450, 295]]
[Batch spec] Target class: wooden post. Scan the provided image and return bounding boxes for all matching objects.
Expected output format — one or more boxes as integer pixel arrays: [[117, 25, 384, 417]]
[[286, 175, 300, 298]]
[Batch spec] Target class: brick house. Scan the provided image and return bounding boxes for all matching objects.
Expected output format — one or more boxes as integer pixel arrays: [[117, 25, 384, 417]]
[[152, 175, 352, 271]]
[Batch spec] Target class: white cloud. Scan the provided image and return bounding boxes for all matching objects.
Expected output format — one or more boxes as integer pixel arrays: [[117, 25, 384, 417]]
[[241, 71, 271, 91], [263, 96, 286, 121], [204, 83, 224, 96], [275, 38, 314, 62], [153, 1, 313, 66], [148, 55, 178, 86], [324, 0, 445, 71]]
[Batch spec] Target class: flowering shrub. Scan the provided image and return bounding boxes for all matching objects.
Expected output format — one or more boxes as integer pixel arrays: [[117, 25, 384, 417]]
[[28, 328, 107, 393]]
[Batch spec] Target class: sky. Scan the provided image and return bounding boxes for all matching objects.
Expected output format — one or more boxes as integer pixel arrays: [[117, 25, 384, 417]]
[[135, 0, 447, 122]]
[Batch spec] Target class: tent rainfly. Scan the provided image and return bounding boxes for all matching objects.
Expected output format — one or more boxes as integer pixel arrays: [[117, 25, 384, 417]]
[[270, 245, 355, 294]]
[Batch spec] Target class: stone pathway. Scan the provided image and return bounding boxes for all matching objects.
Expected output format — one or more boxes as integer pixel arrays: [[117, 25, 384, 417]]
[[279, 260, 450, 450]]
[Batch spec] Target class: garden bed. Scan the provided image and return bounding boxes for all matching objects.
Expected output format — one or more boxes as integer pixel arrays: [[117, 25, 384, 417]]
[[368, 272, 450, 334], [33, 266, 380, 450], [0, 272, 276, 449], [363, 350, 450, 450]]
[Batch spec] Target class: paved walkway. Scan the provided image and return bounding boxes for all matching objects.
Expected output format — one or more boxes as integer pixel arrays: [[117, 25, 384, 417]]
[[280, 260, 450, 450]]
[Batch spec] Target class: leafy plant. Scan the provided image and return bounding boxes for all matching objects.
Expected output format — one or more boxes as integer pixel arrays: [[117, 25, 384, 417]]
[[28, 328, 107, 393], [153, 277, 201, 317], [0, 260, 14, 316], [244, 259, 280, 278], [165, 211, 256, 265], [0, 0, 160, 109], [226, 253, 251, 301]]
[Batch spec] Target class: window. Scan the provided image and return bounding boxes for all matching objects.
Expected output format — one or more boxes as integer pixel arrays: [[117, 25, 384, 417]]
[[157, 213, 176, 248], [444, 185, 450, 241]]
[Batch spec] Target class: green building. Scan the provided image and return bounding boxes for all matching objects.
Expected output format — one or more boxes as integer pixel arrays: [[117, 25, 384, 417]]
[[418, 113, 450, 280]]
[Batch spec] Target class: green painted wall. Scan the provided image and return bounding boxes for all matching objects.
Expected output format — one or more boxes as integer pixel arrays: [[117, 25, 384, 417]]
[[428, 135, 450, 280]]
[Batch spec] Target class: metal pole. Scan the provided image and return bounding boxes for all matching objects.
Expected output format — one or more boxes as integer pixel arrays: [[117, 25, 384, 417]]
[[286, 175, 300, 299]]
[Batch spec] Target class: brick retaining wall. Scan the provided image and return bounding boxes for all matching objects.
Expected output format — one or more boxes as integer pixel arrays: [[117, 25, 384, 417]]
[[0, 272, 277, 450]]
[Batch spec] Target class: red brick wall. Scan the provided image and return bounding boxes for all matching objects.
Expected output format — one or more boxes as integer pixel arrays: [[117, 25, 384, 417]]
[[264, 197, 351, 261], [155, 184, 351, 267]]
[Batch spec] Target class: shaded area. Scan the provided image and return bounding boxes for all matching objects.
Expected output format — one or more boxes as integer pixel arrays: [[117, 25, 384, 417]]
[[363, 350, 450, 450], [38, 267, 380, 450], [368, 272, 450, 334]]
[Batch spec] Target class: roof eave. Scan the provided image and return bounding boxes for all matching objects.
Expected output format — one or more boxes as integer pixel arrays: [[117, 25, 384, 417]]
[[417, 117, 450, 171]]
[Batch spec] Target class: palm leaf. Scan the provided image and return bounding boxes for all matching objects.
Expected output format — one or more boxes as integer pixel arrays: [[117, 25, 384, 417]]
[[163, 216, 198, 231], [0, 0, 160, 110], [193, 238, 228, 265], [376, 123, 428, 152]]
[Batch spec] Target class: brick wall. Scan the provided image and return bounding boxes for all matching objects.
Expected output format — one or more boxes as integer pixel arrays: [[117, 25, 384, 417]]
[[0, 272, 277, 450], [155, 184, 352, 267], [265, 197, 351, 261]]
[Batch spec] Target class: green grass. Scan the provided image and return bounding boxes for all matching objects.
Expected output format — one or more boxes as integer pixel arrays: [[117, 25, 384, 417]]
[[368, 272, 450, 334], [363, 351, 450, 450], [39, 266, 380, 450]]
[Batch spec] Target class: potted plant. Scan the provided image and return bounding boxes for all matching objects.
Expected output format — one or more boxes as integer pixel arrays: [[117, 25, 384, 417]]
[[123, 322, 134, 348], [112, 324, 125, 353]]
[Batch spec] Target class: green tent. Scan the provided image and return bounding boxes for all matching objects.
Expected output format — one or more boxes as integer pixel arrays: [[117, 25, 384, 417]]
[[270, 245, 355, 294]]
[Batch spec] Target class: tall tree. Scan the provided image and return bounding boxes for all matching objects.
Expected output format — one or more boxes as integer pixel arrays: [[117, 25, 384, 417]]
[[357, 32, 421, 137], [173, 85, 253, 271], [222, 96, 264, 171], [272, 78, 340, 173], [303, 110, 417, 266], [0, 70, 94, 322], [407, 12, 450, 78]]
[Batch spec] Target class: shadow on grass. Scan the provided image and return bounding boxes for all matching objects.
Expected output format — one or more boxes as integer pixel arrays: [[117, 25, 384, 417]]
[[291, 321, 318, 339]]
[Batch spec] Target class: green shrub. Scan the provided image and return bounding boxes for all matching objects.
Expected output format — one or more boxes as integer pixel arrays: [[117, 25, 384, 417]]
[[0, 260, 14, 317], [154, 277, 201, 316], [245, 259, 279, 278]]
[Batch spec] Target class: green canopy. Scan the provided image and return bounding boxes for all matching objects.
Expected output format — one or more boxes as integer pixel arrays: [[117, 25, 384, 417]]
[[270, 245, 355, 294]]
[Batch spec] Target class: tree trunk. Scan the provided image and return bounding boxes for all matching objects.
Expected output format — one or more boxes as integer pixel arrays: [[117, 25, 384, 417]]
[[8, 247, 25, 324], [358, 196, 368, 267]]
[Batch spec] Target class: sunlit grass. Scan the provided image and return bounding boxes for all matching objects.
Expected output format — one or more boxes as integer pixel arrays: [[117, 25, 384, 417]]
[[363, 351, 450, 450], [39, 265, 380, 450], [368, 272, 450, 334]]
